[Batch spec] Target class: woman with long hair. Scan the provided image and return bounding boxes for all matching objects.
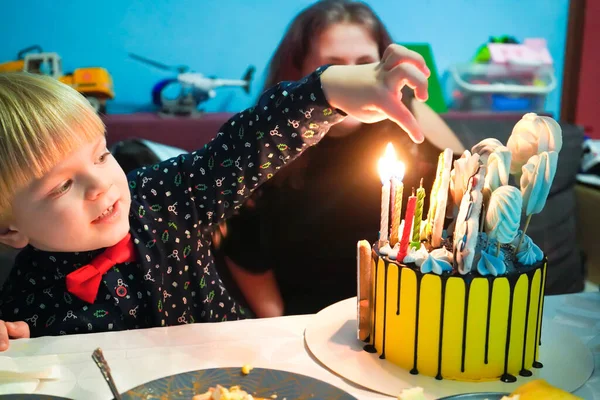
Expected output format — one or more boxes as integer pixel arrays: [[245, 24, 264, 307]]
[[217, 0, 464, 317]]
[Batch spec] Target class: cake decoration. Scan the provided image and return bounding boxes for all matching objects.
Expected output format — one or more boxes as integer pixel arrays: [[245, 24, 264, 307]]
[[484, 146, 512, 193], [420, 248, 453, 275], [423, 148, 452, 246], [403, 243, 429, 266], [398, 190, 416, 260], [453, 165, 486, 274], [477, 248, 506, 276], [485, 185, 522, 255], [517, 151, 558, 250], [450, 150, 480, 210], [520, 151, 558, 216], [514, 232, 544, 266], [507, 113, 562, 178], [471, 137, 504, 163], [356, 240, 371, 341], [410, 181, 426, 249], [431, 148, 453, 247], [357, 113, 560, 382], [378, 143, 395, 248]]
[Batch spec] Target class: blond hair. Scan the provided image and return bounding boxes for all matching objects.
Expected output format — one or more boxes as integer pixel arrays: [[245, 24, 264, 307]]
[[0, 72, 105, 222]]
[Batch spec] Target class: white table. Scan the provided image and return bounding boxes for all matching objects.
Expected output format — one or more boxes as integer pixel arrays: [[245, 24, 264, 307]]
[[2, 292, 599, 400]]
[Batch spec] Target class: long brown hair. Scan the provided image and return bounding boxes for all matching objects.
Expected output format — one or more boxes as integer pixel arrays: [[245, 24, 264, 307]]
[[263, 0, 394, 89]]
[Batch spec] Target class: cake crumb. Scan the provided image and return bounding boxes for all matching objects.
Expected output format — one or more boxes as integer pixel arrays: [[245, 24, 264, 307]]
[[397, 387, 425, 400], [241, 364, 253, 375]]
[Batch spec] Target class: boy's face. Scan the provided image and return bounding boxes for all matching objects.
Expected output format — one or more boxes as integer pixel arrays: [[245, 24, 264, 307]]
[[0, 137, 131, 252]]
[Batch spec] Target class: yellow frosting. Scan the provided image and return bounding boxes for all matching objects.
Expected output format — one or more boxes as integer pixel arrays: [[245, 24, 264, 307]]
[[365, 250, 547, 381]]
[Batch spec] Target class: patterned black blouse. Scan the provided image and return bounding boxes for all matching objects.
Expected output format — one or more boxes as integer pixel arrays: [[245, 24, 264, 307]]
[[0, 66, 344, 337]]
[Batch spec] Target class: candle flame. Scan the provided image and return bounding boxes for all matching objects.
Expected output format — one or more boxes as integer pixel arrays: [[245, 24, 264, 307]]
[[378, 143, 396, 184], [395, 161, 406, 182], [378, 143, 406, 184]]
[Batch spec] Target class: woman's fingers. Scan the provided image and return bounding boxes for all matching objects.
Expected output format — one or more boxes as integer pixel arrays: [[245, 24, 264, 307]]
[[378, 94, 424, 143]]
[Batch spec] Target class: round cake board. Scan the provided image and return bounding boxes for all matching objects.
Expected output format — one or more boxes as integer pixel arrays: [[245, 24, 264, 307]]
[[304, 297, 593, 399]]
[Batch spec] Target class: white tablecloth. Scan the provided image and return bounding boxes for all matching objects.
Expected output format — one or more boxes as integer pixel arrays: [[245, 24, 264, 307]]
[[2, 292, 599, 400]]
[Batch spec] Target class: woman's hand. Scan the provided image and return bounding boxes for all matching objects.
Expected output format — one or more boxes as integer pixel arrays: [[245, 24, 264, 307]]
[[321, 44, 430, 143]]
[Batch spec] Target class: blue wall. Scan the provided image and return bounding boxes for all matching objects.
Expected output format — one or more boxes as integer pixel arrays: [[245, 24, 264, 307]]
[[1, 0, 569, 117]]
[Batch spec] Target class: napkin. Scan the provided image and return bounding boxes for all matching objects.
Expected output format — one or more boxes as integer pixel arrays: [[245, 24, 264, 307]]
[[0, 355, 61, 394]]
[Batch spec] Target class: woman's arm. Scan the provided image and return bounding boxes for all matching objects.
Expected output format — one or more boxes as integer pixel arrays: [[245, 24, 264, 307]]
[[412, 100, 464, 154]]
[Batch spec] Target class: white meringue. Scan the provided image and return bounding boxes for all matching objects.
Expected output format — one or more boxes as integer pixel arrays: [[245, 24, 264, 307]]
[[485, 186, 522, 243], [520, 151, 558, 215], [403, 243, 429, 266], [450, 150, 481, 207], [471, 138, 505, 164], [484, 146, 512, 192], [507, 113, 563, 176]]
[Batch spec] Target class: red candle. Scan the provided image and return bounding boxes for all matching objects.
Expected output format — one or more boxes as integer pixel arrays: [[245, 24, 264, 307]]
[[398, 189, 417, 261]]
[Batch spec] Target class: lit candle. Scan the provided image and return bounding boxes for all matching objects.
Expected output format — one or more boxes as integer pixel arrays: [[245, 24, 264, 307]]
[[389, 162, 405, 247], [411, 179, 426, 248], [399, 188, 417, 260], [378, 143, 396, 247], [424, 151, 444, 242]]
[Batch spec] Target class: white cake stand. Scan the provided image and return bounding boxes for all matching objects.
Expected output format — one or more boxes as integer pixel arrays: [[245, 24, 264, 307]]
[[304, 297, 593, 399]]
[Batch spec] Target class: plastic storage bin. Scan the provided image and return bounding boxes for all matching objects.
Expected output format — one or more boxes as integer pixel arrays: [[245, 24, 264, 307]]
[[447, 63, 556, 112]]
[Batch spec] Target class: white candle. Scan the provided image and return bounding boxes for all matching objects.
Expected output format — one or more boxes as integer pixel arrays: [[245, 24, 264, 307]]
[[378, 143, 397, 247], [380, 180, 390, 246]]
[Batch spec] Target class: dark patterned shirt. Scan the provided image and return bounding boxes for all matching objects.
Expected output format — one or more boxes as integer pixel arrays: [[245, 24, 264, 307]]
[[0, 66, 344, 337]]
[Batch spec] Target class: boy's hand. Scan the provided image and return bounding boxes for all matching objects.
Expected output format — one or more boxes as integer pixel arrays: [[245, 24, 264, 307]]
[[320, 44, 431, 143], [0, 320, 30, 351]]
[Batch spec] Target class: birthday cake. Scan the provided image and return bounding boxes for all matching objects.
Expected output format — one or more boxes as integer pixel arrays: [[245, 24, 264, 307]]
[[357, 113, 562, 382]]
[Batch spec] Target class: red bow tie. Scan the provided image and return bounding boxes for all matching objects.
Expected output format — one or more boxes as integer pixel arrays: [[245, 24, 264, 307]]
[[65, 233, 137, 304]]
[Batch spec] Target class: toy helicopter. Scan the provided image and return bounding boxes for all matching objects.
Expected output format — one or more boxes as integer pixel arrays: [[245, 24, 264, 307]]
[[129, 53, 255, 117]]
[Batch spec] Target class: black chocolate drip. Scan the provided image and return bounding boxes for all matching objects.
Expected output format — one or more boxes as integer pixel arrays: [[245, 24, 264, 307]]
[[538, 266, 546, 346], [500, 275, 518, 383], [436, 276, 448, 380], [364, 251, 546, 382], [532, 263, 545, 368], [484, 278, 493, 364], [380, 263, 390, 359], [363, 344, 377, 353], [396, 266, 402, 315], [461, 280, 471, 372], [519, 270, 535, 377], [410, 273, 423, 375]]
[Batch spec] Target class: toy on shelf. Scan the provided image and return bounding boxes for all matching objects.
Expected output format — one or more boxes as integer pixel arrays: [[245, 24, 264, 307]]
[[129, 53, 255, 117], [0, 45, 114, 113], [448, 38, 556, 113]]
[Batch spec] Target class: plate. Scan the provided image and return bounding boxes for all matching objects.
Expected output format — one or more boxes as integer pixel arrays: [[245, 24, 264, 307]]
[[438, 394, 508, 400], [0, 396, 71, 399], [305, 297, 594, 398], [122, 367, 357, 399]]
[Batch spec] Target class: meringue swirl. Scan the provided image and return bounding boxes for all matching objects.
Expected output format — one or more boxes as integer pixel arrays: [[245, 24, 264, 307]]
[[484, 146, 512, 192], [516, 234, 544, 266], [507, 112, 563, 176], [485, 186, 522, 243], [477, 249, 507, 276], [520, 151, 558, 215]]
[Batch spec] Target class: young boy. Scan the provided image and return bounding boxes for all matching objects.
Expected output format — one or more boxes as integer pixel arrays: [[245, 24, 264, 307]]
[[0, 44, 429, 348]]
